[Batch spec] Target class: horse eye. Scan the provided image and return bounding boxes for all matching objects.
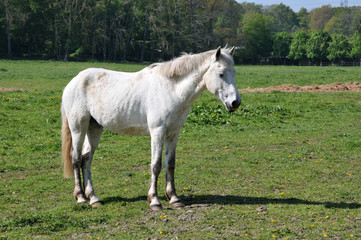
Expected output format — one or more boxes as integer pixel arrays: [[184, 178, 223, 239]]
[[220, 74, 224, 78]]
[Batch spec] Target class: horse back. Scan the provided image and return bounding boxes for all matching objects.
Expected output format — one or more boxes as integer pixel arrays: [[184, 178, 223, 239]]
[[63, 67, 189, 137], [63, 68, 156, 135]]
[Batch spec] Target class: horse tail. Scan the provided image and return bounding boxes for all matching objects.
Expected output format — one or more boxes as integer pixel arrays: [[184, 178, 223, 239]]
[[61, 104, 74, 178]]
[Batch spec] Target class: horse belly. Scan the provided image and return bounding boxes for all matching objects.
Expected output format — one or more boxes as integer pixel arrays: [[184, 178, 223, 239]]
[[116, 126, 150, 136], [92, 104, 150, 136]]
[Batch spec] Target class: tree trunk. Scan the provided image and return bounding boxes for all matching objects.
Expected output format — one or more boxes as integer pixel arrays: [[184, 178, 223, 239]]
[[64, 6, 72, 61], [173, 0, 180, 58], [140, 12, 149, 62], [5, 0, 11, 58], [50, 2, 60, 60], [54, 20, 60, 60], [103, 0, 112, 61], [92, 34, 96, 60], [122, 42, 127, 62], [189, 0, 195, 51]]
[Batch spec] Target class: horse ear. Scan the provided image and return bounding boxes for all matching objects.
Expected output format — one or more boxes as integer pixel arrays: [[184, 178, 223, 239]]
[[215, 46, 221, 61], [230, 46, 235, 56]]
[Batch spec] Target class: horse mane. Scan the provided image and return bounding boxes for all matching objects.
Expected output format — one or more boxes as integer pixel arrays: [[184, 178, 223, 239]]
[[151, 48, 234, 79]]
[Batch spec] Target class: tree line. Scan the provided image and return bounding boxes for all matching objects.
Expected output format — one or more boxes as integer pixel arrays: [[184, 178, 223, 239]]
[[1, 0, 361, 64]]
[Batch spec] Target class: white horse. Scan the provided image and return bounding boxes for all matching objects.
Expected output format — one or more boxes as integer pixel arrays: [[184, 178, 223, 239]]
[[61, 47, 241, 210]]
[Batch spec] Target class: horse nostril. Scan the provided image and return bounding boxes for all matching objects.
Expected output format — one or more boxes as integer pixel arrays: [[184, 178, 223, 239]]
[[231, 100, 240, 109]]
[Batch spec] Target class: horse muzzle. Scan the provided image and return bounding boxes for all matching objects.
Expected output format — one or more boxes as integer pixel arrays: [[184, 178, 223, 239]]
[[226, 99, 241, 113]]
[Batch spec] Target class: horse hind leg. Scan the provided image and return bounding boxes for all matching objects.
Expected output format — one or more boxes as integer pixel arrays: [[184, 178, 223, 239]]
[[70, 124, 89, 204], [63, 109, 93, 204], [82, 118, 103, 207]]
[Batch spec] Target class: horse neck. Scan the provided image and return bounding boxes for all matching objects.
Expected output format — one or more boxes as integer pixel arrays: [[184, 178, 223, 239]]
[[174, 58, 210, 104]]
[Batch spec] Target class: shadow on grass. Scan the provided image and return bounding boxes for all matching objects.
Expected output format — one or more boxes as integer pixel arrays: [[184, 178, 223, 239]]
[[103, 195, 147, 205], [183, 195, 361, 209], [102, 195, 360, 209]]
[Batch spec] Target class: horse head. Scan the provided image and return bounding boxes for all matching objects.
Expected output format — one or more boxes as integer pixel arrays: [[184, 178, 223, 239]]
[[203, 47, 241, 112]]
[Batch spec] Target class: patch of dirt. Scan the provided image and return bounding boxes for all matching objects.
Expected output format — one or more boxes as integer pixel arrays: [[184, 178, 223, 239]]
[[240, 82, 361, 93], [0, 87, 29, 92]]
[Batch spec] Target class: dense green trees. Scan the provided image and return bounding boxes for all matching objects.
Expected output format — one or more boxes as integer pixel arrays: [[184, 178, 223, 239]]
[[1, 0, 361, 64], [238, 11, 272, 63], [264, 3, 298, 33], [1, 0, 244, 62], [327, 33, 351, 63], [288, 31, 309, 63], [350, 32, 361, 59], [273, 32, 292, 58], [306, 30, 331, 65]]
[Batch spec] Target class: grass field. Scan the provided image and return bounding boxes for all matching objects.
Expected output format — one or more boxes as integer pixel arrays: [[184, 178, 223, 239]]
[[1, 60, 361, 239]]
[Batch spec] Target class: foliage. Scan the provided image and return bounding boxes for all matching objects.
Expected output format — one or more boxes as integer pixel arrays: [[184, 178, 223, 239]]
[[324, 16, 344, 35], [327, 33, 351, 62], [310, 5, 333, 30], [239, 11, 273, 63], [306, 30, 332, 64], [349, 32, 361, 59], [186, 102, 296, 127], [288, 31, 309, 61], [351, 11, 361, 34], [273, 32, 292, 58], [213, 0, 242, 47], [297, 7, 310, 30], [1, 1, 361, 64], [264, 3, 298, 32]]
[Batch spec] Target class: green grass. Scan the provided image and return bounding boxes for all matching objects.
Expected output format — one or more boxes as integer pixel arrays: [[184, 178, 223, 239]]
[[1, 60, 361, 239], [237, 65, 361, 89]]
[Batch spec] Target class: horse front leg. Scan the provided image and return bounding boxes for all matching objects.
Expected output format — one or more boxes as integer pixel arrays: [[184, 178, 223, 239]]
[[148, 132, 164, 211], [164, 133, 185, 209]]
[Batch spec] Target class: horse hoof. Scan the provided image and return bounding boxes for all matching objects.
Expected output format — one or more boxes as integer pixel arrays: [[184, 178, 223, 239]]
[[171, 201, 185, 209], [76, 196, 88, 204], [150, 204, 163, 211], [91, 201, 104, 207]]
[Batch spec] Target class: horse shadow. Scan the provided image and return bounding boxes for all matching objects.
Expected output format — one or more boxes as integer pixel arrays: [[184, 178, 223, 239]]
[[102, 194, 361, 209]]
